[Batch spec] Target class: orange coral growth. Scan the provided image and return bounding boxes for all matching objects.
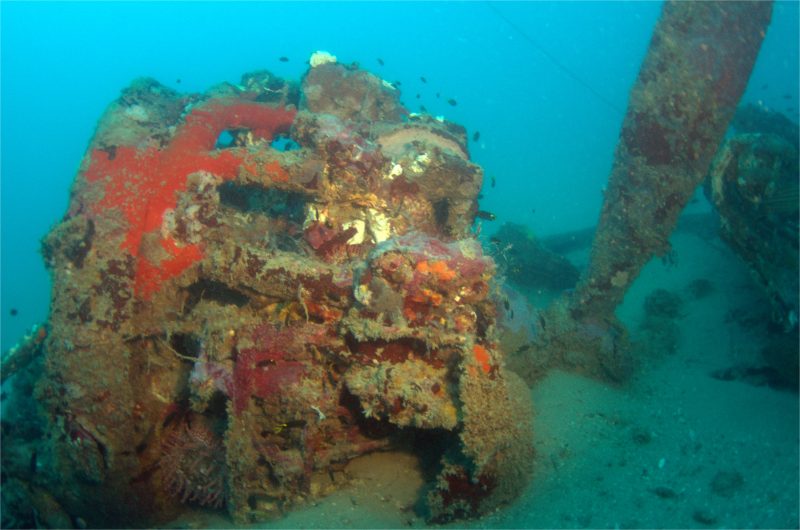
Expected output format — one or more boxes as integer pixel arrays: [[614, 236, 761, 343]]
[[421, 288, 444, 306], [408, 288, 444, 306], [403, 306, 419, 322], [472, 344, 491, 374], [306, 301, 343, 322], [416, 260, 457, 282]]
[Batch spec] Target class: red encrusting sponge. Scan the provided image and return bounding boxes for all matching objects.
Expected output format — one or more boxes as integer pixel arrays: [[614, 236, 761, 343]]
[[83, 99, 296, 299]]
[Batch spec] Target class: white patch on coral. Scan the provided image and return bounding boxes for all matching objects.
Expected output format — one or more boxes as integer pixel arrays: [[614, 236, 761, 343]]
[[367, 209, 391, 244], [411, 152, 431, 174], [456, 239, 481, 259], [310, 405, 326, 421], [342, 219, 366, 245], [355, 284, 373, 306], [303, 205, 327, 229], [185, 204, 201, 219], [310, 50, 337, 68], [124, 104, 150, 123], [385, 163, 403, 180]]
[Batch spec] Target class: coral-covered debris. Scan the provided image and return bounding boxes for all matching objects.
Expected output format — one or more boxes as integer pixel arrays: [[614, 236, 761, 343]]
[[706, 106, 799, 387], [4, 60, 533, 527], [490, 222, 580, 291]]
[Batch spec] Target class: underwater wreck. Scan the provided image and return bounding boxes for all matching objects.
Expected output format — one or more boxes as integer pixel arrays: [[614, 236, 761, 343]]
[[2, 55, 533, 527], [1, 1, 781, 527]]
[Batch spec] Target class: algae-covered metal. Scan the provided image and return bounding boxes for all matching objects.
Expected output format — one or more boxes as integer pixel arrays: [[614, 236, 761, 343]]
[[575, 1, 772, 320], [526, 1, 773, 382], [3, 63, 533, 526]]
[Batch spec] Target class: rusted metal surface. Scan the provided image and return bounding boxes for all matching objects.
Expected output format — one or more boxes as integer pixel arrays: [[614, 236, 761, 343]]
[[1, 63, 533, 526], [520, 1, 773, 383], [574, 1, 773, 321]]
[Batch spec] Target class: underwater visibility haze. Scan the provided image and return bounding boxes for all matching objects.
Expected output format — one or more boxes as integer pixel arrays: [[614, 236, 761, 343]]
[[1, 2, 799, 528]]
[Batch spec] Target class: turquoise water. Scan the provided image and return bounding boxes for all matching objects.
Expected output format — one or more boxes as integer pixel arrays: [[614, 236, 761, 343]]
[[1, 3, 798, 528], [0, 1, 648, 350], [2, 2, 797, 350]]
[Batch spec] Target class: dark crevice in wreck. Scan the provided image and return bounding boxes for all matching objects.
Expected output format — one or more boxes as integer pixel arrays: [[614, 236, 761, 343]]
[[218, 182, 309, 224], [169, 333, 204, 360], [338, 387, 399, 440], [432, 198, 451, 235], [183, 280, 251, 313]]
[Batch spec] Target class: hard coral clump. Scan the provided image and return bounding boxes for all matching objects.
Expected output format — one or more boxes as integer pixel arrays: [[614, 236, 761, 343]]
[[302, 62, 403, 123], [344, 357, 459, 429]]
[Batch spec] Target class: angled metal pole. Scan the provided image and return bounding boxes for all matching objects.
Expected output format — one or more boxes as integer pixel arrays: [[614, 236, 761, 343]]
[[535, 1, 773, 381]]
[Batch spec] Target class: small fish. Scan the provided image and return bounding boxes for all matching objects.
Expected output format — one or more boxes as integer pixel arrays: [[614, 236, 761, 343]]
[[394, 80, 402, 87], [472, 131, 480, 142], [420, 76, 427, 83], [783, 94, 793, 99], [416, 93, 421, 99], [761, 83, 769, 90], [176, 78, 181, 84], [377, 58, 385, 66], [279, 56, 289, 62], [490, 175, 496, 188], [436, 92, 441, 98], [515, 344, 532, 354], [531, 208, 536, 214], [489, 236, 501, 244], [476, 210, 496, 221], [9, 308, 17, 316], [477, 193, 484, 199], [447, 98, 458, 106], [503, 299, 510, 311], [420, 105, 428, 113], [273, 423, 288, 434]]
